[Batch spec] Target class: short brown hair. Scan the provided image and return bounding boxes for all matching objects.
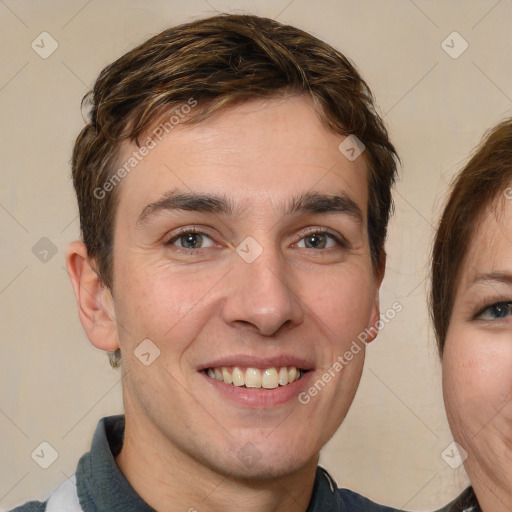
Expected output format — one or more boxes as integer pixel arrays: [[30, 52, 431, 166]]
[[71, 14, 398, 366], [430, 119, 512, 356]]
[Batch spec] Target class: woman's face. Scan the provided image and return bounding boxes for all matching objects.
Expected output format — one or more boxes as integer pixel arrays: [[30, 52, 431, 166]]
[[443, 197, 512, 510]]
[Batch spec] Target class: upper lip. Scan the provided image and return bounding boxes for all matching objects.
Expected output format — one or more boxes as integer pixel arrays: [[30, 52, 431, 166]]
[[199, 355, 314, 371]]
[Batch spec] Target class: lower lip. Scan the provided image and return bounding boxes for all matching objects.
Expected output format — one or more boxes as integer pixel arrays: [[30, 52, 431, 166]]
[[201, 371, 314, 408]]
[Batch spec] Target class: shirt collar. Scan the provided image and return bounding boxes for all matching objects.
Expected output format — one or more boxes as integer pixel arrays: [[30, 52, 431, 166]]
[[75, 415, 351, 512], [76, 415, 155, 512]]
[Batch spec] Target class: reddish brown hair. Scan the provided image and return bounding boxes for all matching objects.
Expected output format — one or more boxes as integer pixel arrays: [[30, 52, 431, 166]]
[[430, 119, 512, 355]]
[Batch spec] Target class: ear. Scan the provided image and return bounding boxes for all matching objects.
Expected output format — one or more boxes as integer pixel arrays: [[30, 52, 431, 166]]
[[66, 241, 119, 352], [366, 251, 386, 344]]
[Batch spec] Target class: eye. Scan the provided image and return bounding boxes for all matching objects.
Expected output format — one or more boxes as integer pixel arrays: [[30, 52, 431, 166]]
[[476, 302, 512, 320], [165, 230, 215, 250], [296, 231, 344, 250]]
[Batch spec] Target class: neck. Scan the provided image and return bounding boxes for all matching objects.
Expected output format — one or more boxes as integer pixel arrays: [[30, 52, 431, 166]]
[[115, 412, 318, 512]]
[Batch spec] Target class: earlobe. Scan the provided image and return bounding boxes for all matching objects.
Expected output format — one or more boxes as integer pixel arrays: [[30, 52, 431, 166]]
[[65, 241, 119, 352]]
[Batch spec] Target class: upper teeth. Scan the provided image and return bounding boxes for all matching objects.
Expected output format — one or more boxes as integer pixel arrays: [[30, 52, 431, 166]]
[[206, 366, 302, 388]]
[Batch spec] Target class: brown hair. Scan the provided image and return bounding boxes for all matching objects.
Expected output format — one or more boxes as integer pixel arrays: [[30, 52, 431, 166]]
[[71, 14, 398, 367], [430, 118, 512, 356]]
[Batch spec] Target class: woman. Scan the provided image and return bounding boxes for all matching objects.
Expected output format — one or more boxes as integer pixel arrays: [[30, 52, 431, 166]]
[[431, 118, 512, 511]]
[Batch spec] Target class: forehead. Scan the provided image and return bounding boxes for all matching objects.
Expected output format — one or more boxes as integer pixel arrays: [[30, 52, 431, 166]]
[[115, 96, 369, 219], [461, 198, 512, 283]]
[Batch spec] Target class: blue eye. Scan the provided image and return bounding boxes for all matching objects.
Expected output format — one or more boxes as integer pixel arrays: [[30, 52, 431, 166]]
[[477, 302, 512, 320]]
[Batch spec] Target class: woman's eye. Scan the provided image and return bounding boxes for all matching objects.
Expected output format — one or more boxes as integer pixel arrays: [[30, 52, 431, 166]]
[[477, 302, 512, 320], [166, 231, 215, 250], [297, 232, 341, 250]]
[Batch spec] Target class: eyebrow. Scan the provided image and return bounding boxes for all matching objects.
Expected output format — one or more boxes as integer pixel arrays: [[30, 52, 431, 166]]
[[469, 272, 512, 287], [136, 189, 364, 227], [288, 192, 363, 223]]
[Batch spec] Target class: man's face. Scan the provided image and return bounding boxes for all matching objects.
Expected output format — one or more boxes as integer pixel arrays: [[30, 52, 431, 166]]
[[108, 96, 380, 479]]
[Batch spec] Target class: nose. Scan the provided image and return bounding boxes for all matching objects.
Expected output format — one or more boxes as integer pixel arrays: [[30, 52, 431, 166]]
[[221, 244, 304, 337]]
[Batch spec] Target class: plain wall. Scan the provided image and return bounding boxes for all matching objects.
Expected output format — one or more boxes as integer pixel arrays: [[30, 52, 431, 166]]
[[1, 0, 511, 510]]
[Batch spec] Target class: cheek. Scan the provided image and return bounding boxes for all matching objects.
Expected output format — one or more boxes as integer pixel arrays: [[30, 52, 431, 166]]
[[301, 271, 376, 373], [113, 260, 216, 346], [443, 326, 512, 439], [312, 270, 375, 325]]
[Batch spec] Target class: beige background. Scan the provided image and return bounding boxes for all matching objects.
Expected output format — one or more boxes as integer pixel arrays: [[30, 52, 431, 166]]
[[1, 0, 511, 510]]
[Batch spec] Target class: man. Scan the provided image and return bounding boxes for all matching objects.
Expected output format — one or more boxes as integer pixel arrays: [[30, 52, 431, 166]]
[[12, 13, 399, 512]]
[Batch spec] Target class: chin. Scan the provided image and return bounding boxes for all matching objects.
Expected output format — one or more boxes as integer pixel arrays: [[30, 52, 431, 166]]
[[214, 453, 314, 482], [190, 435, 317, 483]]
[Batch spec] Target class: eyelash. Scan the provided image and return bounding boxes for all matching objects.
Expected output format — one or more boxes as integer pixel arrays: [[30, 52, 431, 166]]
[[163, 227, 212, 254], [163, 227, 348, 254], [297, 228, 349, 250], [474, 300, 512, 321]]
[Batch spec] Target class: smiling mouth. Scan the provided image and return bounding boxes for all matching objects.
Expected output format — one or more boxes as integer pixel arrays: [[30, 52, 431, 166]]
[[204, 366, 306, 389]]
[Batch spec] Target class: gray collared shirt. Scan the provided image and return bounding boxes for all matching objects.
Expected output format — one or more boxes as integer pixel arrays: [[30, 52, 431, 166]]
[[10, 415, 401, 512]]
